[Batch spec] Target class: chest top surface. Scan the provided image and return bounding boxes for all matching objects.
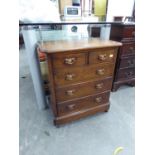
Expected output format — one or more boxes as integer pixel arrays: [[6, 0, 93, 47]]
[[38, 38, 122, 53]]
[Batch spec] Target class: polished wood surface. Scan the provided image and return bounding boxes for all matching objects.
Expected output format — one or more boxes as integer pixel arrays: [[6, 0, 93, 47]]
[[123, 26, 135, 38], [120, 42, 135, 57], [55, 78, 113, 102], [119, 56, 135, 69], [52, 52, 87, 68], [53, 63, 115, 87], [89, 48, 117, 64], [110, 24, 135, 91], [116, 68, 135, 81], [38, 38, 122, 53], [55, 104, 110, 125], [39, 38, 121, 125], [110, 24, 135, 41], [57, 91, 110, 116]]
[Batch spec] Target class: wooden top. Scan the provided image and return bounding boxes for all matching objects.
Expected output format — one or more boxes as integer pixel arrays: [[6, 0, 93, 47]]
[[38, 38, 122, 53]]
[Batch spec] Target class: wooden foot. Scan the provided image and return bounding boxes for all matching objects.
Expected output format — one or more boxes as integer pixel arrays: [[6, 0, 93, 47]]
[[105, 104, 110, 112], [112, 84, 120, 92], [127, 81, 135, 87]]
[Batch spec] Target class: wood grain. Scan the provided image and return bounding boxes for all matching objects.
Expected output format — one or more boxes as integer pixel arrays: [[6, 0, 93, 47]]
[[52, 52, 88, 69], [53, 63, 115, 87], [110, 24, 135, 91], [57, 91, 110, 116], [39, 38, 121, 125], [55, 77, 113, 102], [38, 38, 122, 53], [89, 48, 117, 64]]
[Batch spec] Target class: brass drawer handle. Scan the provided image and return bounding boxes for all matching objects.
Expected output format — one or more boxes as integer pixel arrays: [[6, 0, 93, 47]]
[[96, 69, 104, 75], [67, 104, 75, 110], [95, 83, 103, 89], [95, 97, 102, 103], [64, 58, 76, 65], [98, 54, 106, 61], [125, 71, 134, 77], [66, 90, 75, 96], [65, 73, 75, 81], [109, 54, 114, 58], [129, 47, 134, 51], [127, 60, 134, 67]]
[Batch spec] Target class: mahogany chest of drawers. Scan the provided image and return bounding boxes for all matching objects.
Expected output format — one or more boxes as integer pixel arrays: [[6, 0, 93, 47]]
[[110, 23, 135, 91], [38, 38, 122, 125]]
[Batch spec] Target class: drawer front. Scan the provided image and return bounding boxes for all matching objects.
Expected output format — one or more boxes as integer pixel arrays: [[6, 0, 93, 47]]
[[57, 91, 110, 116], [53, 63, 115, 87], [89, 48, 117, 64], [55, 78, 113, 102], [116, 68, 135, 81], [52, 52, 87, 68], [119, 56, 135, 69], [123, 26, 135, 38], [120, 42, 135, 57]]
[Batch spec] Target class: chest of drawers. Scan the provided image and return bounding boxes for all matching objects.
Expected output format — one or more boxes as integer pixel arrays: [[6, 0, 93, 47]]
[[38, 38, 122, 125], [110, 24, 135, 91]]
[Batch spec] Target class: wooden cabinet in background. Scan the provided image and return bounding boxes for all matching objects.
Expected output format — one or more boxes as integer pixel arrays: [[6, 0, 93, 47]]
[[38, 38, 122, 126], [110, 23, 135, 91]]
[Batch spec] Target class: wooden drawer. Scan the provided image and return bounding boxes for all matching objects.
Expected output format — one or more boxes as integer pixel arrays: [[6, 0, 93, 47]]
[[52, 52, 87, 69], [57, 91, 110, 116], [123, 26, 135, 38], [53, 63, 115, 87], [120, 42, 135, 57], [55, 77, 113, 102], [119, 56, 135, 69], [116, 68, 135, 81], [89, 48, 117, 64]]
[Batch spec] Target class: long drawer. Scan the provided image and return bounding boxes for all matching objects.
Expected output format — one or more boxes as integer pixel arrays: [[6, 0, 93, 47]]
[[120, 42, 135, 57], [53, 63, 115, 87], [116, 68, 135, 81], [55, 77, 113, 102], [119, 56, 135, 69], [57, 91, 110, 116]]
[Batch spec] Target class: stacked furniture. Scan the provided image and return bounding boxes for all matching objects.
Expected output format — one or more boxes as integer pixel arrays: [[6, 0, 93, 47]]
[[38, 38, 122, 126], [110, 23, 135, 91]]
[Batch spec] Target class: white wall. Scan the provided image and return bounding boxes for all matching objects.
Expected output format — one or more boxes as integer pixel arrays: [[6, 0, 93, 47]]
[[19, 0, 60, 22], [106, 0, 135, 21]]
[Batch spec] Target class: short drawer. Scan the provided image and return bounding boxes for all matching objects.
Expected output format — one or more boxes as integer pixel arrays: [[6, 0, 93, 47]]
[[119, 56, 135, 69], [52, 52, 87, 68], [120, 42, 135, 57], [123, 26, 135, 38], [55, 77, 113, 102], [57, 91, 110, 116], [89, 48, 117, 64], [53, 63, 115, 87], [116, 68, 135, 81]]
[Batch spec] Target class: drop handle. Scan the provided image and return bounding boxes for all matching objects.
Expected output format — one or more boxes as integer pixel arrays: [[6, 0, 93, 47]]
[[129, 47, 134, 52], [66, 90, 75, 96], [65, 73, 75, 81], [98, 54, 107, 61], [95, 97, 102, 103], [64, 58, 76, 65], [96, 69, 104, 75], [67, 104, 75, 110], [95, 83, 103, 89], [109, 54, 114, 58], [125, 71, 134, 77], [127, 60, 134, 67]]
